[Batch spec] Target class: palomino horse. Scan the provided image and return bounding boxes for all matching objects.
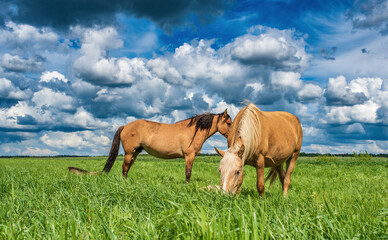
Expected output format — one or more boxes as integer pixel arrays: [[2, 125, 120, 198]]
[[69, 110, 232, 182], [215, 103, 303, 196]]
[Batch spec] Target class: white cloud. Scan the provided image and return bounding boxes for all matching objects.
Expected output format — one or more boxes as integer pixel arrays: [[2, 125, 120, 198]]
[[41, 132, 87, 149], [0, 101, 37, 129], [323, 75, 388, 124], [211, 101, 240, 119], [303, 140, 388, 154], [72, 25, 315, 109], [298, 83, 322, 100], [302, 125, 324, 137], [345, 123, 366, 134], [73, 27, 148, 86], [93, 88, 119, 102], [323, 100, 379, 124], [32, 88, 74, 110], [40, 131, 110, 150], [348, 77, 383, 98], [63, 107, 110, 129], [0, 77, 30, 100], [0, 22, 58, 49], [225, 26, 310, 70], [171, 109, 187, 122], [22, 147, 59, 156], [172, 39, 244, 86], [40, 71, 67, 82], [271, 71, 302, 89], [147, 58, 184, 85]]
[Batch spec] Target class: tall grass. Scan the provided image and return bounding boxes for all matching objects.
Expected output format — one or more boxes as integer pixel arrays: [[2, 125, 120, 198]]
[[0, 156, 387, 239]]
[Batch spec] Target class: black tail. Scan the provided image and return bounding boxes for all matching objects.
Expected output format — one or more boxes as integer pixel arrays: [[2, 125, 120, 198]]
[[265, 167, 278, 187], [102, 126, 125, 173]]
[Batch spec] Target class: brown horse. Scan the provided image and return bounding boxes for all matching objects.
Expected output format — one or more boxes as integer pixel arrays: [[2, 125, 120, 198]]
[[215, 103, 303, 196], [69, 110, 232, 182]]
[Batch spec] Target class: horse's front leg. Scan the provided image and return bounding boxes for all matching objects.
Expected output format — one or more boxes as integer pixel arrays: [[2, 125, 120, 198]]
[[256, 154, 265, 196], [122, 147, 142, 178], [184, 152, 195, 182]]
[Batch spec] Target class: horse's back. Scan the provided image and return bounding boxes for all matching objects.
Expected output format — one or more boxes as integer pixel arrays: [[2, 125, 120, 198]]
[[120, 119, 188, 158], [258, 110, 303, 156]]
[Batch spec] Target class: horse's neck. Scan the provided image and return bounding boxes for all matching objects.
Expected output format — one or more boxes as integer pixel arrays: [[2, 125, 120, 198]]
[[194, 117, 219, 141], [206, 120, 218, 138]]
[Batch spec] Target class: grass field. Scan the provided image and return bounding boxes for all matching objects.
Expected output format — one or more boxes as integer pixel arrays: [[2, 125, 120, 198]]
[[0, 155, 387, 239]]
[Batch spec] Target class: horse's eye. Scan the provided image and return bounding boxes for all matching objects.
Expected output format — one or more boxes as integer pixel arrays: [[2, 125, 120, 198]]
[[235, 170, 240, 175]]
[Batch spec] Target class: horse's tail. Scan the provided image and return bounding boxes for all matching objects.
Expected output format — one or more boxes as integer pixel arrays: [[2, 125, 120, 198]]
[[265, 167, 278, 187], [68, 126, 125, 175], [102, 126, 125, 173]]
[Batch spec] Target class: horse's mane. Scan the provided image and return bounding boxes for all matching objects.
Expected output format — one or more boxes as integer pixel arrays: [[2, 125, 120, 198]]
[[178, 112, 230, 147], [230, 103, 261, 163]]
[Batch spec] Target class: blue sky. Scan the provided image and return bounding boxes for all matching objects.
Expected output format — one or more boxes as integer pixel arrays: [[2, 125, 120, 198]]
[[0, 0, 388, 156]]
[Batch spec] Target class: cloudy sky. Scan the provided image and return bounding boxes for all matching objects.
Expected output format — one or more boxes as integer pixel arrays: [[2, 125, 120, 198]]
[[0, 0, 387, 156]]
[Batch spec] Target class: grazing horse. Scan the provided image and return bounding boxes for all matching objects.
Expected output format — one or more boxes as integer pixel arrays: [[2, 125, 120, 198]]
[[215, 103, 303, 196], [69, 110, 232, 182]]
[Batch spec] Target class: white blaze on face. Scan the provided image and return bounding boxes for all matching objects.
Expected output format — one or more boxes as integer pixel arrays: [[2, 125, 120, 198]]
[[221, 151, 238, 191], [222, 171, 229, 191]]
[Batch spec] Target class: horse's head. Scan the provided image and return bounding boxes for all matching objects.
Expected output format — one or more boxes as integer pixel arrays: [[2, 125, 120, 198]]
[[215, 138, 245, 194], [217, 109, 232, 138]]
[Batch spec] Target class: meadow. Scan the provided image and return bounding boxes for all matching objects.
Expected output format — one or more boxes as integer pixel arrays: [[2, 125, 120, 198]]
[[0, 155, 387, 239]]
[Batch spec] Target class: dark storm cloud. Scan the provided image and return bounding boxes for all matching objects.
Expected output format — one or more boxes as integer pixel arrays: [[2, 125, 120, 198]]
[[326, 124, 388, 141], [325, 76, 369, 106], [325, 90, 368, 106], [377, 106, 388, 125], [241, 83, 283, 105], [0, 99, 18, 108], [347, 0, 388, 35], [192, 93, 209, 111], [1, 0, 229, 32], [0, 131, 26, 144], [40, 80, 72, 93], [16, 114, 37, 125], [1, 54, 45, 73], [361, 48, 371, 54], [320, 47, 336, 61]]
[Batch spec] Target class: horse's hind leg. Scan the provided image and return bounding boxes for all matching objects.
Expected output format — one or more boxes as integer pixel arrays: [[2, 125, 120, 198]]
[[283, 151, 300, 196], [122, 147, 142, 178], [275, 164, 286, 189]]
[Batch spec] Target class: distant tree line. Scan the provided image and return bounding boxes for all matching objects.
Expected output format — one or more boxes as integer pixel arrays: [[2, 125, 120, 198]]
[[1, 153, 388, 158], [298, 152, 388, 157]]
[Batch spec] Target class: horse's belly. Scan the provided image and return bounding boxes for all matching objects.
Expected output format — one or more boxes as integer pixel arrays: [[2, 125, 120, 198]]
[[142, 145, 183, 159], [264, 153, 292, 167]]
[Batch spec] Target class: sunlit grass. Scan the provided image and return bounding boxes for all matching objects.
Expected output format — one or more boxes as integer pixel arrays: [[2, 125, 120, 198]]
[[0, 156, 387, 239]]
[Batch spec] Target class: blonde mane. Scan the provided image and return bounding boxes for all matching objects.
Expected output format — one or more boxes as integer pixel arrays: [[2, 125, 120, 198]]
[[232, 103, 261, 163]]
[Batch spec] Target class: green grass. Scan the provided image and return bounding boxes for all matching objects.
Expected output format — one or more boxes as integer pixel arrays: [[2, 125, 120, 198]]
[[0, 155, 387, 239]]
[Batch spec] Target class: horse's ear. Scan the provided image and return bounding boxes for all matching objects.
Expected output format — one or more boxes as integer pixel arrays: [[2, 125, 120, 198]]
[[237, 136, 243, 147], [214, 147, 225, 157], [222, 109, 228, 118]]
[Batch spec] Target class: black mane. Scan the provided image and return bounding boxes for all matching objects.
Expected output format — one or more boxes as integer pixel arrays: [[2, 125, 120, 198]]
[[187, 113, 220, 131], [179, 112, 231, 148]]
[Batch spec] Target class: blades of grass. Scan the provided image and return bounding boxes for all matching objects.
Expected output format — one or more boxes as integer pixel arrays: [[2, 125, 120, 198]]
[[96, 213, 118, 240], [248, 196, 258, 240]]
